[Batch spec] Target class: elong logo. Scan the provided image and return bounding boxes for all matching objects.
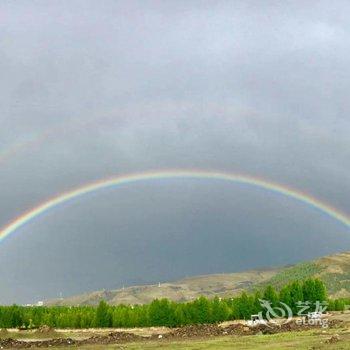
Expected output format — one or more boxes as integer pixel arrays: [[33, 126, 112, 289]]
[[254, 299, 329, 328]]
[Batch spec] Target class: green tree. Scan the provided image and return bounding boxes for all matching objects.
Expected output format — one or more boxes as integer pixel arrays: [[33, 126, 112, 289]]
[[253, 290, 263, 314], [174, 304, 186, 326], [95, 300, 112, 327], [191, 297, 211, 324], [302, 278, 316, 302], [211, 297, 229, 323], [235, 292, 255, 320], [149, 299, 175, 326], [263, 285, 278, 307], [334, 299, 345, 311], [314, 278, 327, 302]]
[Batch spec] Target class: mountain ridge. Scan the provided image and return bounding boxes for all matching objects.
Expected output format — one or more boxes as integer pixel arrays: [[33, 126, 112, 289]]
[[45, 251, 350, 306]]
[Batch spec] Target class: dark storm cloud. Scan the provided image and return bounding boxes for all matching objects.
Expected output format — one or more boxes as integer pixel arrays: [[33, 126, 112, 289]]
[[0, 1, 349, 303]]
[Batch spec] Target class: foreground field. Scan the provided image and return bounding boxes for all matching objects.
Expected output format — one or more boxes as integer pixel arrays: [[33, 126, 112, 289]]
[[2, 312, 350, 349], [27, 330, 350, 350]]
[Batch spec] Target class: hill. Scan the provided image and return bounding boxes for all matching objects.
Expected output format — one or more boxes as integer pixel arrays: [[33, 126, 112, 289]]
[[266, 251, 350, 298], [45, 268, 279, 306], [45, 251, 350, 306]]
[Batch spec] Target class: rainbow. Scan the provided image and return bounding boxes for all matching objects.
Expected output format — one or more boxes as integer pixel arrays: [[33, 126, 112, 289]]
[[0, 113, 126, 166], [0, 169, 349, 242]]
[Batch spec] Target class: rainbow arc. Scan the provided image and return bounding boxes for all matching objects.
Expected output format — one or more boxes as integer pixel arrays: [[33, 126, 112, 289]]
[[0, 169, 349, 242]]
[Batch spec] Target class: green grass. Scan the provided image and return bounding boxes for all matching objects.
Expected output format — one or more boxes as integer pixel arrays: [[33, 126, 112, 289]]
[[322, 272, 350, 294], [259, 262, 324, 290]]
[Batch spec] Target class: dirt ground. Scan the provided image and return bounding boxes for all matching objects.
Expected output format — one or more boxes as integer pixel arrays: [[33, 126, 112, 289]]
[[1, 312, 350, 349]]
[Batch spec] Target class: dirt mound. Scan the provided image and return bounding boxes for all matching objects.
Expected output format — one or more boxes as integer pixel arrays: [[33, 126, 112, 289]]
[[0, 337, 76, 348], [151, 320, 334, 340], [155, 324, 227, 339], [229, 320, 332, 335], [0, 339, 22, 348], [0, 333, 143, 348], [162, 319, 336, 339], [34, 325, 58, 336], [328, 319, 344, 328], [325, 334, 340, 344], [153, 323, 272, 339], [223, 323, 258, 335], [81, 331, 145, 345]]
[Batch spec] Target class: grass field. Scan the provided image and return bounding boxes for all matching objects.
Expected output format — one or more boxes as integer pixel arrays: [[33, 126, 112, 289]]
[[41, 330, 350, 350]]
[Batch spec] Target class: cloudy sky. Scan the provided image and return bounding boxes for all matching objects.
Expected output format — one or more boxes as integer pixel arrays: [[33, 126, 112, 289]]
[[0, 1, 349, 304]]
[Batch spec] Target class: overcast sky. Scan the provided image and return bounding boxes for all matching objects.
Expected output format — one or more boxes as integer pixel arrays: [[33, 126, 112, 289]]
[[0, 1, 349, 304]]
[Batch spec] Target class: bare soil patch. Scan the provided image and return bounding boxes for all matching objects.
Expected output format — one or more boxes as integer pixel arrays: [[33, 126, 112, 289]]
[[0, 319, 345, 348]]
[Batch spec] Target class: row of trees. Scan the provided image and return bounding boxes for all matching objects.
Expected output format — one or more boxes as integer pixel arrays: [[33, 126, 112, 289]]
[[0, 278, 347, 329]]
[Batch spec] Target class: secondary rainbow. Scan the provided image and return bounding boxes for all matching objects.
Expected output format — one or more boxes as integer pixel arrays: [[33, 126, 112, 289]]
[[0, 169, 349, 242]]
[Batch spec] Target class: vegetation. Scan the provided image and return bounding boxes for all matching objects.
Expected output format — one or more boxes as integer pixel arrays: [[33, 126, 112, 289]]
[[260, 262, 324, 290], [0, 278, 347, 329], [261, 252, 350, 299]]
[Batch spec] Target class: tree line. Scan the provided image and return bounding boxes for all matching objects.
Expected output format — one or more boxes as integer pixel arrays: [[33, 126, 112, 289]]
[[0, 278, 347, 329]]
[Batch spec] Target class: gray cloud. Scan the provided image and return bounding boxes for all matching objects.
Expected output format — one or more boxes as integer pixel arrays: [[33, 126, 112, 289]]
[[0, 1, 349, 303]]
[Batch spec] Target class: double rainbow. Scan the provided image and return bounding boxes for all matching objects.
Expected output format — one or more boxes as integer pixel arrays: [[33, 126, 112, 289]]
[[0, 169, 349, 242]]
